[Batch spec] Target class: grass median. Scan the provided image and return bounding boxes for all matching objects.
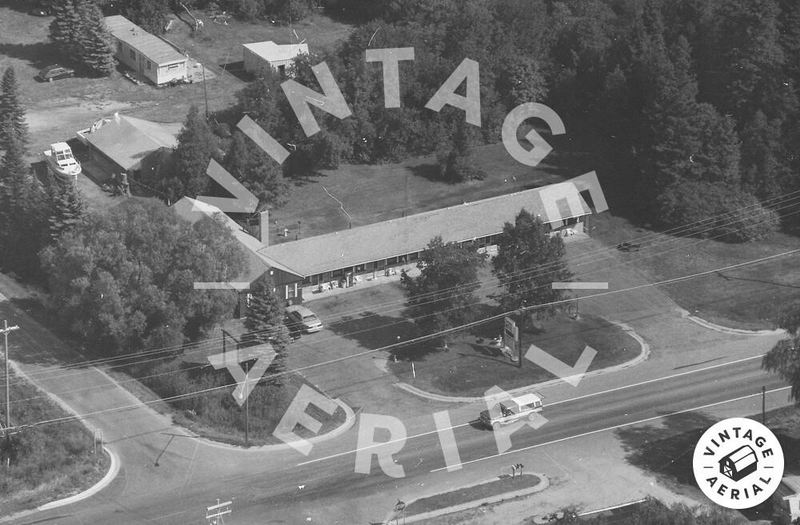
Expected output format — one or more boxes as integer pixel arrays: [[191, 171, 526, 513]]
[[403, 473, 542, 518], [0, 369, 109, 517]]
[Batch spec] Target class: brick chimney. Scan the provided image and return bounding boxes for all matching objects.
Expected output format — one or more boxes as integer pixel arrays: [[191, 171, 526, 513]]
[[259, 209, 269, 246]]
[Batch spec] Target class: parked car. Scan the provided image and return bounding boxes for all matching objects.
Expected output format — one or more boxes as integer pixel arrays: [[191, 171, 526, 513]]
[[28, 7, 50, 16], [37, 65, 75, 82], [285, 305, 323, 333]]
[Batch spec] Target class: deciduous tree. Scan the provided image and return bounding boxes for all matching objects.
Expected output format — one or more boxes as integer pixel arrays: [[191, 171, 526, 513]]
[[492, 210, 572, 317], [40, 199, 246, 355], [401, 236, 486, 335], [119, 0, 169, 35]]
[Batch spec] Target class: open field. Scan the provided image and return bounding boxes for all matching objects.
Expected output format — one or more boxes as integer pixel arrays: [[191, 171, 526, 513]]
[[0, 5, 352, 156], [591, 212, 800, 330], [267, 140, 578, 243], [0, 370, 109, 516]]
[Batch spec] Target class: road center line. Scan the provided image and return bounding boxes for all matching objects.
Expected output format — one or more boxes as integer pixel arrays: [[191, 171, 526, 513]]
[[428, 386, 792, 472], [546, 353, 765, 407], [296, 353, 767, 467]]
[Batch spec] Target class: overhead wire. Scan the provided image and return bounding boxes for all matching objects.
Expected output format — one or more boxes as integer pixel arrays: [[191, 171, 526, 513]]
[[3, 189, 800, 396]]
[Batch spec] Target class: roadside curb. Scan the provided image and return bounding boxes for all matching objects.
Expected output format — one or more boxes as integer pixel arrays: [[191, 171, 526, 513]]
[[394, 320, 650, 403], [677, 308, 786, 337], [39, 445, 120, 511], [93, 367, 358, 453], [191, 396, 357, 453], [381, 473, 549, 524], [0, 359, 122, 523]]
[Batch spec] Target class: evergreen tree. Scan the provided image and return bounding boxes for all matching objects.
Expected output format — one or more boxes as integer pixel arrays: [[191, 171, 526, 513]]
[[157, 106, 218, 204], [75, 0, 116, 77], [492, 210, 572, 317], [243, 276, 290, 383], [47, 178, 87, 241], [225, 131, 289, 210], [740, 110, 784, 200], [713, 0, 797, 124], [49, 0, 83, 57], [0, 137, 49, 278], [0, 67, 29, 151]]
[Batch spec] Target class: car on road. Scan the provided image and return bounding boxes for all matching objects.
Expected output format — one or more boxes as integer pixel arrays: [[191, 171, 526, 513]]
[[479, 393, 543, 430], [285, 305, 323, 333], [37, 65, 75, 82]]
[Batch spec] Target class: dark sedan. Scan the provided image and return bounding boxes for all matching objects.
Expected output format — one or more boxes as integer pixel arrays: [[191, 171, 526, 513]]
[[37, 65, 75, 82]]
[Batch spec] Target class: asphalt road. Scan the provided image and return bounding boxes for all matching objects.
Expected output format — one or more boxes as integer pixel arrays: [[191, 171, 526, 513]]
[[10, 352, 790, 525]]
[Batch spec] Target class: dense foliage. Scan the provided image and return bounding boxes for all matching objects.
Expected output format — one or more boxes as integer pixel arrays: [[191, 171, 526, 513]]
[[231, 0, 799, 238], [492, 210, 572, 315], [401, 236, 486, 336], [39, 199, 247, 355]]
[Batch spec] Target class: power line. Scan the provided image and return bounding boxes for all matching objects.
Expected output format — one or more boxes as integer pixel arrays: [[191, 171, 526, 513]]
[[6, 245, 798, 433], [3, 193, 800, 396]]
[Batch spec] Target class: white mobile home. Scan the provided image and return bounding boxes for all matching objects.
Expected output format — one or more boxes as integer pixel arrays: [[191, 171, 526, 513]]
[[104, 15, 188, 86], [242, 41, 309, 77]]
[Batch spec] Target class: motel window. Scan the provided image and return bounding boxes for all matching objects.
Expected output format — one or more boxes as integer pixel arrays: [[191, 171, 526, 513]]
[[387, 256, 398, 265], [129, 49, 136, 60], [167, 64, 181, 70], [146, 60, 152, 70], [408, 252, 419, 261], [117, 42, 122, 54]]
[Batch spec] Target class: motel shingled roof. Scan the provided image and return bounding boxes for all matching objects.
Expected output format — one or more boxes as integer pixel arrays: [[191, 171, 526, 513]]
[[258, 184, 592, 278]]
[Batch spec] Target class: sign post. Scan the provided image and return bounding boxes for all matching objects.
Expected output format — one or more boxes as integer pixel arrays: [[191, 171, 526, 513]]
[[503, 317, 520, 368]]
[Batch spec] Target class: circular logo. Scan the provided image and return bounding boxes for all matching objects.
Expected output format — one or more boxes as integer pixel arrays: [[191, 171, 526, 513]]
[[693, 417, 784, 509]]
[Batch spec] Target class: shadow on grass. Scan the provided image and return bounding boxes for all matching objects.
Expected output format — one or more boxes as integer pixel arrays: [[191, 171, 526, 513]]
[[408, 162, 447, 184], [219, 61, 253, 82], [616, 411, 713, 490], [0, 42, 68, 71], [327, 310, 424, 354]]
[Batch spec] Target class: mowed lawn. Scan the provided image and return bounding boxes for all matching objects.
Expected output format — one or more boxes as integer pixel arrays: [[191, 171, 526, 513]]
[[387, 313, 640, 397], [591, 213, 800, 330]]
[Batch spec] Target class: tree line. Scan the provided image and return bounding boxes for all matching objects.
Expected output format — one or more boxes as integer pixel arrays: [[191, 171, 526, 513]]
[[225, 0, 799, 240]]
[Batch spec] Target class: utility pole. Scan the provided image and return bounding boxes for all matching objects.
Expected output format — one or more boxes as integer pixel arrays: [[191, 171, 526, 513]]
[[244, 358, 250, 447], [201, 63, 209, 120], [762, 386, 766, 425], [2, 321, 20, 431]]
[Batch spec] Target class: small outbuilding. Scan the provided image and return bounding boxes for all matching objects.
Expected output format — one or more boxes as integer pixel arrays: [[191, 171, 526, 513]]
[[104, 15, 188, 86], [242, 41, 309, 77]]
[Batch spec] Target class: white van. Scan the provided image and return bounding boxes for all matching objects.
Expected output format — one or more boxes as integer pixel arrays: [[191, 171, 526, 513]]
[[286, 305, 323, 333]]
